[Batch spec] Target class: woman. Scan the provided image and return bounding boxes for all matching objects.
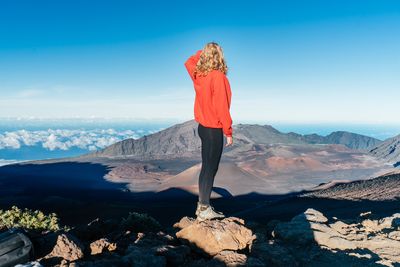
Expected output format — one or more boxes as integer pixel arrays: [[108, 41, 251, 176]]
[[184, 42, 233, 221]]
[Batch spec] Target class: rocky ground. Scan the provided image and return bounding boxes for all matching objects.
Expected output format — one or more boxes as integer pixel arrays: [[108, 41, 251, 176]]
[[16, 206, 400, 267], [301, 171, 400, 201]]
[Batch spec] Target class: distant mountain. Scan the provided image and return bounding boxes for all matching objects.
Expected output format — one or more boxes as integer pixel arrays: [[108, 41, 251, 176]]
[[83, 119, 382, 159], [310, 131, 382, 150], [83, 120, 201, 159], [232, 124, 308, 145], [231, 125, 381, 150], [369, 134, 400, 167]]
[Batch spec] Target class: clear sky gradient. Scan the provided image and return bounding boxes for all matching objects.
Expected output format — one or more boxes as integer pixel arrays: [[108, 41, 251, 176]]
[[1, 0, 399, 124]]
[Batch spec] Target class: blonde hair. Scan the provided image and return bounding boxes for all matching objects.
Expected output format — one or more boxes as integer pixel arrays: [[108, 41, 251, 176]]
[[194, 42, 228, 78]]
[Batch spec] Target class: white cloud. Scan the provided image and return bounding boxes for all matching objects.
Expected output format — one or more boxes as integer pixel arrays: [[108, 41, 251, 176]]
[[17, 129, 42, 145], [0, 128, 142, 151], [43, 133, 68, 151], [0, 132, 21, 149]]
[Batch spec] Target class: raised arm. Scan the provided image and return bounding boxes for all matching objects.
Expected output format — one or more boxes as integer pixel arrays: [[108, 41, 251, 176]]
[[212, 72, 233, 137], [184, 50, 202, 81]]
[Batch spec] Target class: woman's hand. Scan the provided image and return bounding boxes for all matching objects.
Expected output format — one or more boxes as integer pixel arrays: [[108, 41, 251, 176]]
[[225, 136, 233, 147]]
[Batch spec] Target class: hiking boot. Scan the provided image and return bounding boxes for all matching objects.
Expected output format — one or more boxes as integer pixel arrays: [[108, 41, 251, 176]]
[[195, 202, 210, 216], [196, 205, 225, 222], [195, 202, 224, 216]]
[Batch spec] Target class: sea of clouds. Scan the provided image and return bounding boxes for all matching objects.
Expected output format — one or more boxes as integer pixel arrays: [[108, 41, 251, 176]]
[[0, 128, 146, 151]]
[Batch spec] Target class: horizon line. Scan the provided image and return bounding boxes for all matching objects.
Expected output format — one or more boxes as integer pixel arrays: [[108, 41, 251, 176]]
[[0, 116, 399, 126]]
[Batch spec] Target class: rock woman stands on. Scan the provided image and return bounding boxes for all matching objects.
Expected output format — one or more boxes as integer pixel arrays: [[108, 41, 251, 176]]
[[184, 42, 233, 221]]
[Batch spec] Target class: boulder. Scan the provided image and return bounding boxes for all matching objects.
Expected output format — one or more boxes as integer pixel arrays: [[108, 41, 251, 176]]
[[44, 233, 84, 262], [174, 216, 256, 256], [272, 208, 400, 266]]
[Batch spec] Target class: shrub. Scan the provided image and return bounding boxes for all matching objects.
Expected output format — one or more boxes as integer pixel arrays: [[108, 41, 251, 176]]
[[120, 211, 162, 233], [0, 206, 67, 232]]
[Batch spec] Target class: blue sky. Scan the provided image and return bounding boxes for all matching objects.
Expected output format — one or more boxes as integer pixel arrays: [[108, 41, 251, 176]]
[[0, 0, 399, 124]]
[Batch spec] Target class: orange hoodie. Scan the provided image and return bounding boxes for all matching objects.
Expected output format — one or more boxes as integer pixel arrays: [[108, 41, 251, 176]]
[[184, 50, 233, 137]]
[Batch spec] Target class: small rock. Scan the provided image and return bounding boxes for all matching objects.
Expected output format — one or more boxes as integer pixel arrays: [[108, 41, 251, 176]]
[[213, 250, 247, 266], [134, 232, 145, 243], [89, 238, 116, 255], [360, 211, 372, 217], [60, 259, 69, 267], [292, 208, 328, 223]]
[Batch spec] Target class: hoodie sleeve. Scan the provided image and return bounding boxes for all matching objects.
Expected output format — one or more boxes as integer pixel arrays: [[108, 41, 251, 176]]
[[212, 72, 233, 137], [184, 50, 202, 81]]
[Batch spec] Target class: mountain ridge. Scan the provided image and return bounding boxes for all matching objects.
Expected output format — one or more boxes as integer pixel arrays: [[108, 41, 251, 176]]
[[83, 119, 382, 160], [369, 134, 400, 166]]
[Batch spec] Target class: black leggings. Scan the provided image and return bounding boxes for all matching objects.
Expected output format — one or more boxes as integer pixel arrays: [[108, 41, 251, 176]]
[[197, 122, 224, 205]]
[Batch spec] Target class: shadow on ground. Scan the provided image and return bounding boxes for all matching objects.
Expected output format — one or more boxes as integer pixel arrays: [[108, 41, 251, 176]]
[[1, 161, 400, 266], [0, 161, 399, 227]]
